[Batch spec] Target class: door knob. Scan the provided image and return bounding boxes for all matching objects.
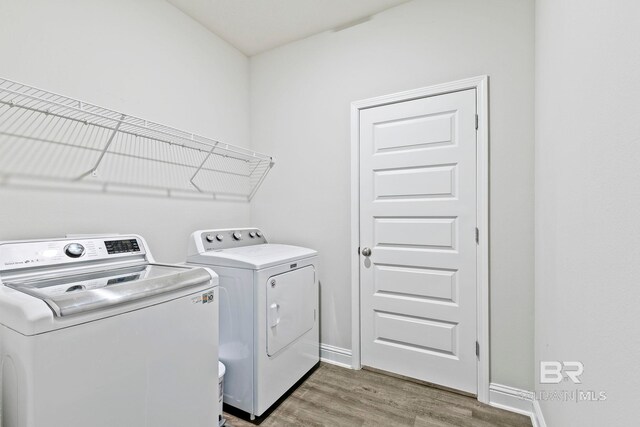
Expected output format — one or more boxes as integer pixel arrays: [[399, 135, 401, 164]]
[[361, 247, 372, 257]]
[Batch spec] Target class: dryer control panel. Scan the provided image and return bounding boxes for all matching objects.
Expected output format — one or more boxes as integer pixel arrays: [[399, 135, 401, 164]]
[[200, 228, 267, 251]]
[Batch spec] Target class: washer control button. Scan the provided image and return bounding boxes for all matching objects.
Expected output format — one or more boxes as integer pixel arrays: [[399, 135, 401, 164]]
[[64, 243, 85, 258], [205, 234, 215, 242], [249, 231, 256, 238], [232, 232, 242, 241], [216, 234, 224, 242], [256, 231, 262, 238]]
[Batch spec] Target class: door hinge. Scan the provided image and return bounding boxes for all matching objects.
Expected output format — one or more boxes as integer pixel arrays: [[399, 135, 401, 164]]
[[475, 114, 479, 130], [475, 227, 479, 244], [476, 341, 480, 358]]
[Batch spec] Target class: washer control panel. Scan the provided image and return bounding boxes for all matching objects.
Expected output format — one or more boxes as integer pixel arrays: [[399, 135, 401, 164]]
[[0, 236, 146, 271], [201, 228, 267, 251]]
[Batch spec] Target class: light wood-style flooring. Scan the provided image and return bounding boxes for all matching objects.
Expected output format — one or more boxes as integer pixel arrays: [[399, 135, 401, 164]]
[[223, 363, 532, 427]]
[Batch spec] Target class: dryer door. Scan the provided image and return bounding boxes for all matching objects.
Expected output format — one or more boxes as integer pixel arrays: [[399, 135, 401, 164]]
[[266, 266, 315, 356]]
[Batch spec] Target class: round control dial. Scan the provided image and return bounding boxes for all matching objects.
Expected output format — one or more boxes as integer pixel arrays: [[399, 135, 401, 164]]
[[216, 234, 224, 242], [205, 234, 215, 242], [249, 231, 256, 238], [256, 231, 262, 238], [64, 243, 85, 258], [232, 232, 242, 240]]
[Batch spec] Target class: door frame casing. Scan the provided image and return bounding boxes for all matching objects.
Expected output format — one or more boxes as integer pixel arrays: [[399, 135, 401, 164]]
[[349, 75, 490, 404]]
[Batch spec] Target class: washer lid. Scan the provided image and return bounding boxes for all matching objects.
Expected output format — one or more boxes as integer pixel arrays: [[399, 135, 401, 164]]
[[4, 264, 212, 317], [188, 244, 317, 270]]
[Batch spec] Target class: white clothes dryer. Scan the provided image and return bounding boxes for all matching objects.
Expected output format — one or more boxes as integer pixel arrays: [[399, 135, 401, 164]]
[[0, 235, 219, 427], [186, 228, 319, 419]]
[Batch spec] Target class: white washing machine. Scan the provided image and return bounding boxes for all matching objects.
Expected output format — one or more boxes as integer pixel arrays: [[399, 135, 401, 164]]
[[0, 235, 219, 427], [186, 228, 319, 419]]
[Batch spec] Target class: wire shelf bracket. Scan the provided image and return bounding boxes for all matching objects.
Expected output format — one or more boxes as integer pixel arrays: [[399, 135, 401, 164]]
[[75, 113, 126, 181], [189, 142, 218, 193], [0, 77, 274, 201]]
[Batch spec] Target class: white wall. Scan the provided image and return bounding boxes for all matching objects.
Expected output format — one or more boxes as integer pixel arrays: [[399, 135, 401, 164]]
[[535, 0, 640, 424], [0, 0, 537, 394], [250, 0, 535, 389], [0, 0, 251, 262]]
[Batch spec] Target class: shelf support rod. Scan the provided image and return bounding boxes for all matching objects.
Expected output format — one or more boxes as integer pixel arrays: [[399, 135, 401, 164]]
[[189, 143, 218, 192], [247, 158, 275, 201], [75, 114, 126, 181]]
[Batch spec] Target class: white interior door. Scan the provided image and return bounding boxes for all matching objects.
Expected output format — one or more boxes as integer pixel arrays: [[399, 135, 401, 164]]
[[359, 89, 478, 394]]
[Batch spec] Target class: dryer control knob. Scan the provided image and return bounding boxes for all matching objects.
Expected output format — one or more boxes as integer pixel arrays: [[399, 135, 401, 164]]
[[232, 232, 242, 240], [256, 231, 263, 238], [249, 231, 256, 238], [216, 234, 224, 242], [205, 234, 215, 242], [64, 243, 85, 258]]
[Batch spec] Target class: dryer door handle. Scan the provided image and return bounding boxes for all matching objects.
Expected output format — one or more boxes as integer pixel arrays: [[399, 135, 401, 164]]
[[269, 303, 280, 328]]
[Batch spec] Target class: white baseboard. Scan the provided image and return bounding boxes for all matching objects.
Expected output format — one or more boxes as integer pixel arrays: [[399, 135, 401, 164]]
[[489, 383, 545, 427], [320, 343, 352, 368], [531, 400, 547, 427], [489, 383, 534, 416]]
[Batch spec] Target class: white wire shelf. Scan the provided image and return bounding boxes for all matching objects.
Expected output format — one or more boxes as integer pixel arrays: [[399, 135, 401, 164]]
[[0, 77, 274, 201]]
